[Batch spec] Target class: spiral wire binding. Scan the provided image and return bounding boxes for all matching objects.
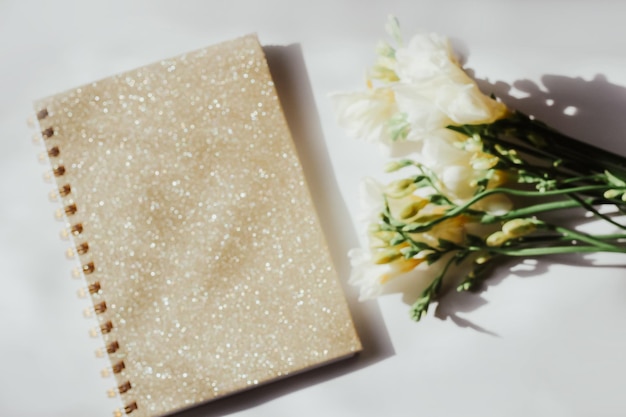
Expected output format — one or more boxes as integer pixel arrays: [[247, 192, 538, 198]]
[[36, 108, 138, 416]]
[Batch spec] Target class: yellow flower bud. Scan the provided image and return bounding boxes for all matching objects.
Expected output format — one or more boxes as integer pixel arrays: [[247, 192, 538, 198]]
[[372, 248, 402, 264], [488, 169, 509, 188], [379, 257, 424, 284], [398, 199, 428, 220], [368, 64, 400, 83], [486, 231, 509, 247], [372, 230, 398, 242], [369, 238, 388, 249], [385, 179, 416, 198], [475, 255, 489, 265], [502, 218, 536, 238]]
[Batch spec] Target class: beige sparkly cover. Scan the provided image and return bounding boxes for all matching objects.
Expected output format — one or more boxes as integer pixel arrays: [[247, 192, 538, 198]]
[[34, 35, 361, 417]]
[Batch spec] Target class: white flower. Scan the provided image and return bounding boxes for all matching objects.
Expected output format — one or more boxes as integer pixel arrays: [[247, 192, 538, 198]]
[[412, 129, 486, 200], [348, 176, 470, 300], [419, 129, 469, 166], [331, 23, 508, 150], [393, 32, 507, 127], [441, 165, 476, 199], [349, 177, 428, 300], [332, 29, 506, 150], [348, 247, 426, 300], [336, 21, 518, 303], [354, 177, 384, 220], [331, 87, 398, 144], [348, 247, 382, 300]]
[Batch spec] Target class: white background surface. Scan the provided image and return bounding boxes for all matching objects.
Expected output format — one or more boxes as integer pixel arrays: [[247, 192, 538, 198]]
[[2, 1, 626, 416]]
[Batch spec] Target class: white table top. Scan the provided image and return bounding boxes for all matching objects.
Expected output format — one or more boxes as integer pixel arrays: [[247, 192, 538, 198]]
[[2, 1, 626, 416]]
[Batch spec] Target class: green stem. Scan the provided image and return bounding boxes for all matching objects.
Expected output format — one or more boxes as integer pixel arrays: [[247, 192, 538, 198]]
[[508, 113, 626, 179], [482, 198, 597, 223], [566, 193, 626, 230], [561, 174, 607, 185], [411, 162, 454, 204], [596, 233, 626, 240], [550, 224, 621, 251], [485, 245, 626, 256], [462, 185, 612, 211], [402, 185, 620, 233], [450, 124, 604, 181], [409, 254, 457, 321], [449, 124, 558, 164], [518, 233, 626, 243]]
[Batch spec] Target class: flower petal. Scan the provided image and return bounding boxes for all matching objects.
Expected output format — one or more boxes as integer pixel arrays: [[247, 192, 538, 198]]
[[331, 88, 398, 143]]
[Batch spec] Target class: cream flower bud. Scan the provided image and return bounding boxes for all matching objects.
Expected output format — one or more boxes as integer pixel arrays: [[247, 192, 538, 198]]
[[471, 155, 499, 171], [603, 189, 622, 199], [415, 249, 436, 260], [441, 165, 474, 199], [486, 231, 509, 247], [384, 160, 411, 172], [502, 218, 537, 238]]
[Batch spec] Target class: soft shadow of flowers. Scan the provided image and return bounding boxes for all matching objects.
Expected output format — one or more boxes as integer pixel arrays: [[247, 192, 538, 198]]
[[428, 72, 626, 334]]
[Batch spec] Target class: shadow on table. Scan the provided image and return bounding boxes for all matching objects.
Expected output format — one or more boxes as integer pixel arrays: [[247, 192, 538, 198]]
[[476, 71, 626, 156], [169, 44, 394, 417]]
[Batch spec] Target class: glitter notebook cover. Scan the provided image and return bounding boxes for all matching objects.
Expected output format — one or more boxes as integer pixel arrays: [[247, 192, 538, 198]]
[[33, 35, 361, 417]]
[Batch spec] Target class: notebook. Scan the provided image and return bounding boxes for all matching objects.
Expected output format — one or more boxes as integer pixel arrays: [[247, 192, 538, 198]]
[[33, 34, 361, 417]]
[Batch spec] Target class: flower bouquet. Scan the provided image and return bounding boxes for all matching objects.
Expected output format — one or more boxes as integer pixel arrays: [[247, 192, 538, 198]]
[[333, 17, 626, 321]]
